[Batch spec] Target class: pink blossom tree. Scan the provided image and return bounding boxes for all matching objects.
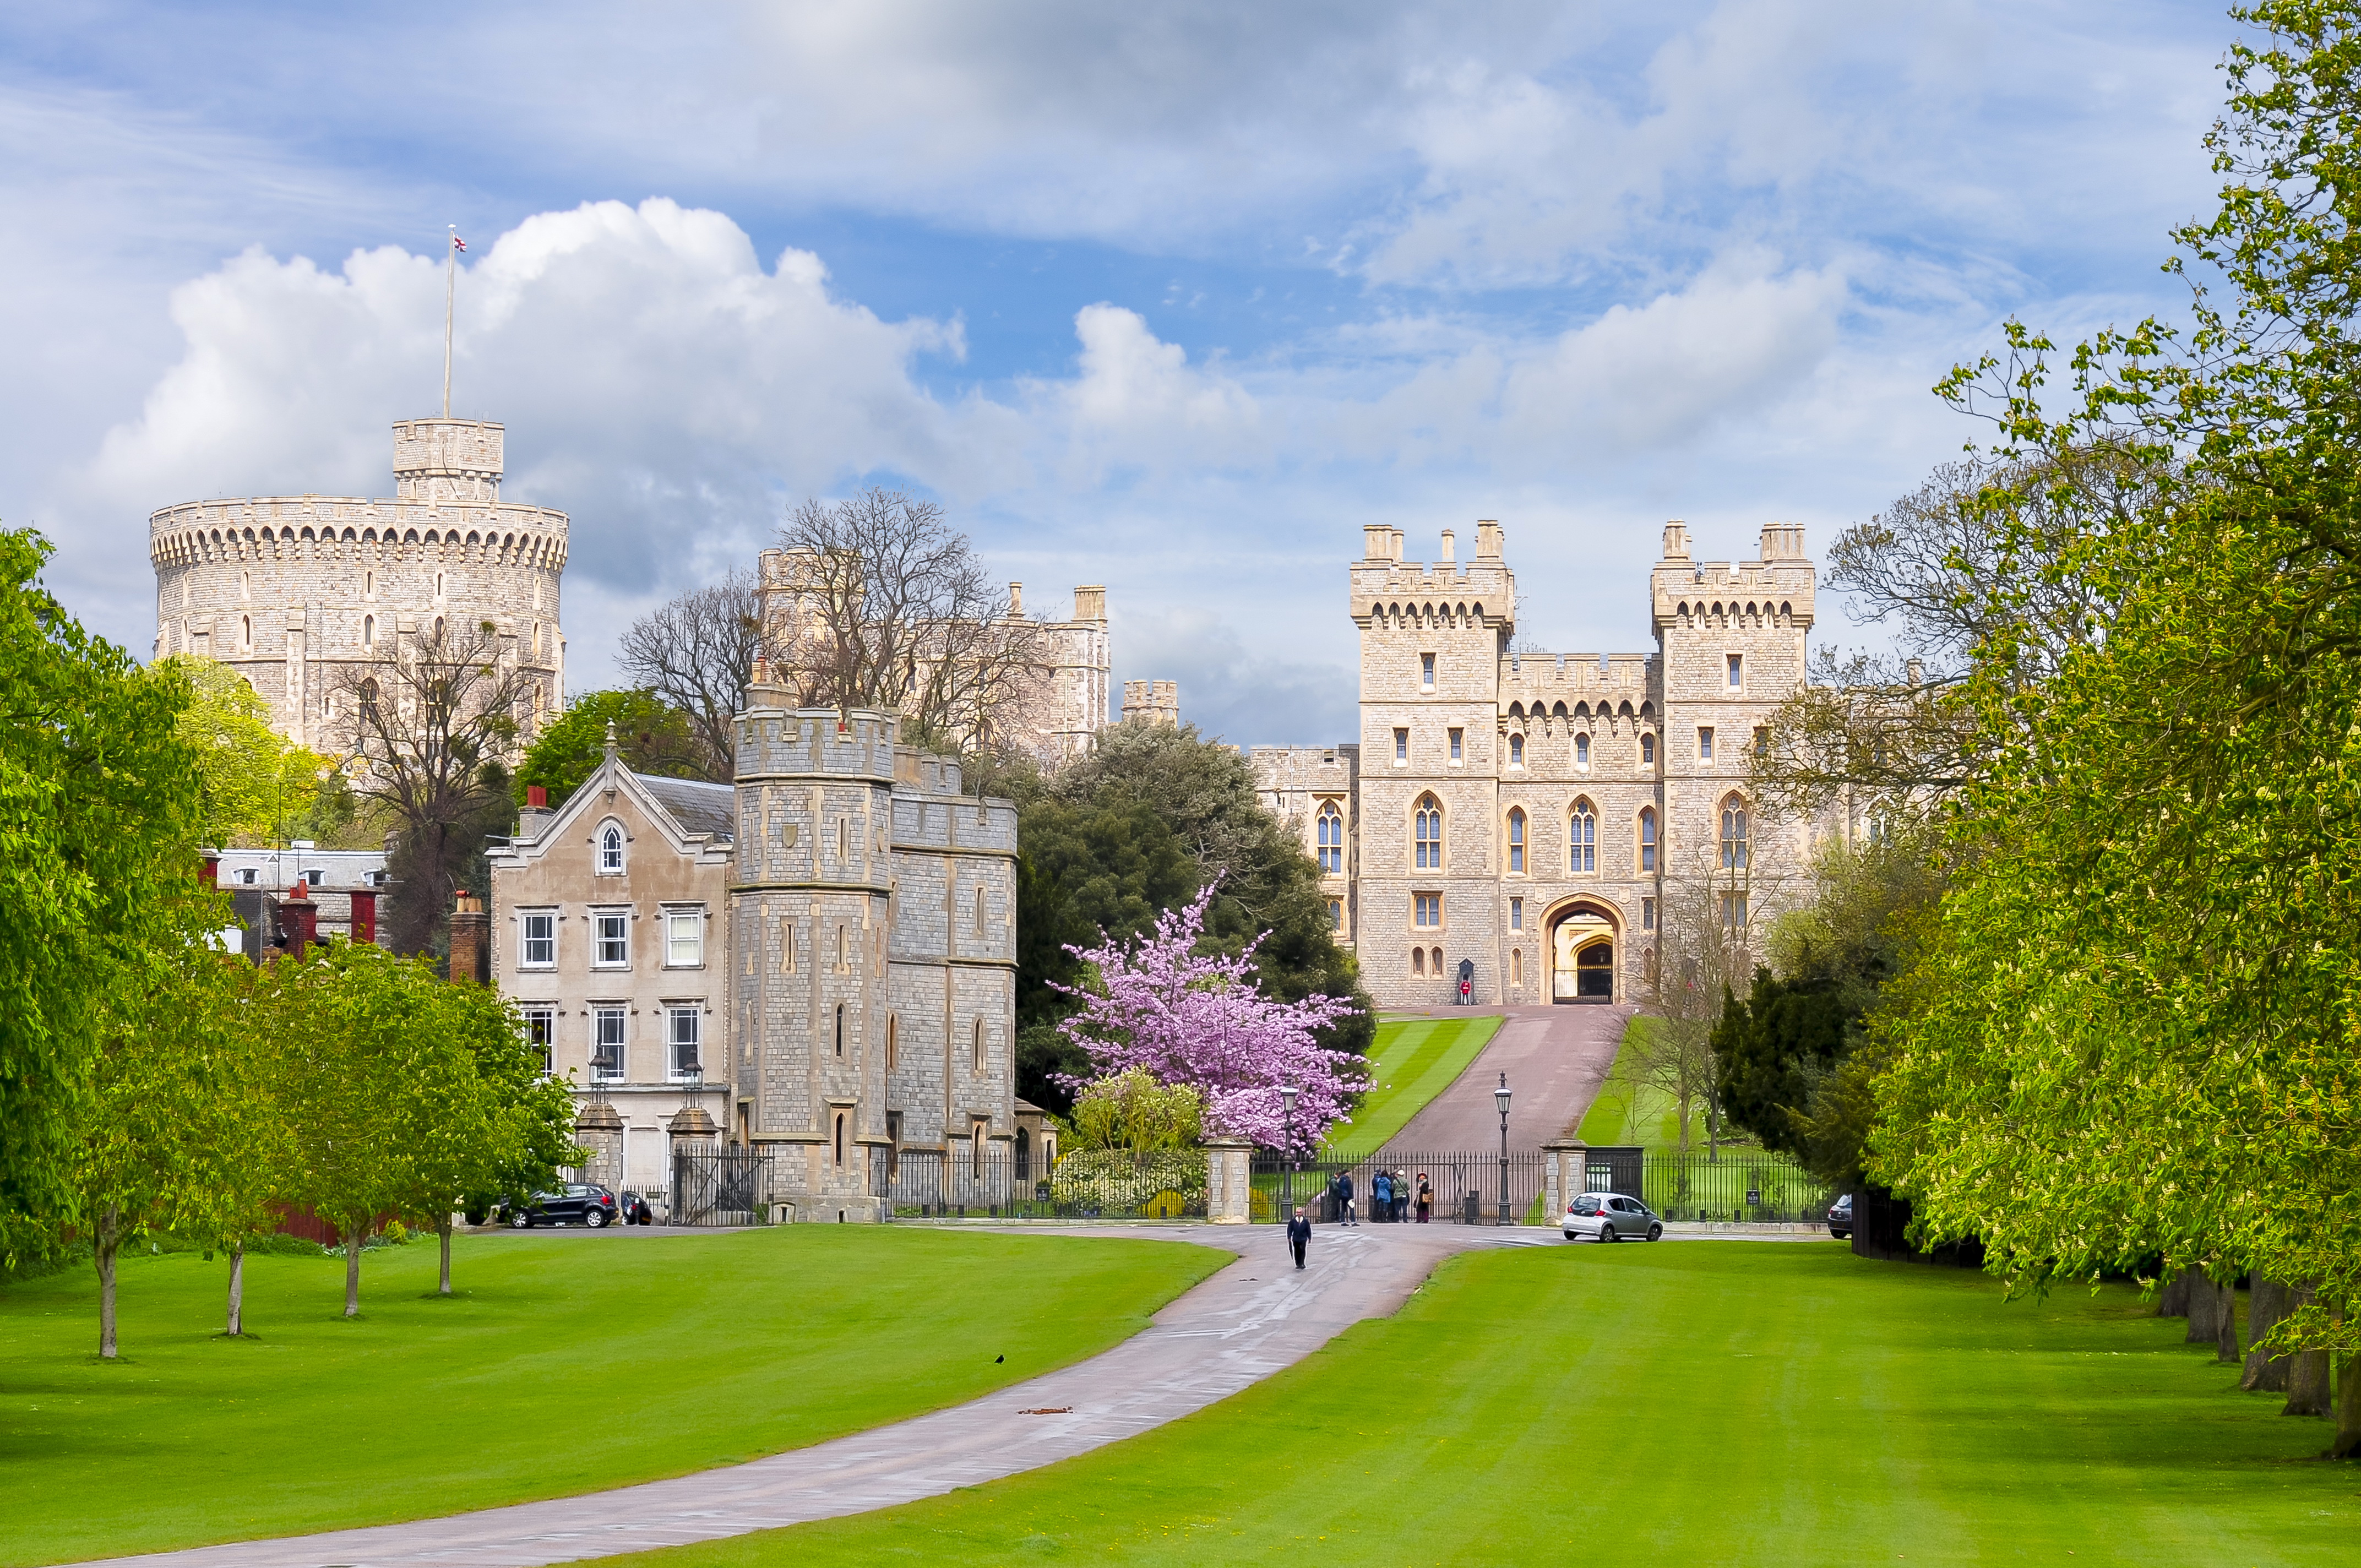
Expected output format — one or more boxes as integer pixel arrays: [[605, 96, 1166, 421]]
[[1058, 885, 1366, 1150]]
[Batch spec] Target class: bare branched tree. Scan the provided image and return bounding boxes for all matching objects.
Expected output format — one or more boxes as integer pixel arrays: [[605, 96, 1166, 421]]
[[334, 618, 532, 955], [1749, 449, 2145, 825], [765, 489, 1051, 764], [617, 567, 761, 781]]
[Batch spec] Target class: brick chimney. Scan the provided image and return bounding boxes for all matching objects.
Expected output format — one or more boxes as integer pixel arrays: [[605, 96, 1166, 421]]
[[280, 878, 319, 961], [349, 889, 378, 945], [448, 889, 491, 985], [518, 783, 554, 843]]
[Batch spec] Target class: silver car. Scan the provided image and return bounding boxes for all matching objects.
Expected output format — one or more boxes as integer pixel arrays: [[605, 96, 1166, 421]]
[[1563, 1191, 1663, 1243]]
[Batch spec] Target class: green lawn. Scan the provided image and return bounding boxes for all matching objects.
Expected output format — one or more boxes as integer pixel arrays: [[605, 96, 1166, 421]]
[[0, 1227, 1219, 1566], [1575, 1014, 1692, 1147], [603, 1243, 2356, 1567], [1328, 1014, 1502, 1152]]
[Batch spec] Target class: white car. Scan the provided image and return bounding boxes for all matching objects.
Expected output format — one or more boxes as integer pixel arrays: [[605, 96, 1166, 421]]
[[1563, 1191, 1663, 1243]]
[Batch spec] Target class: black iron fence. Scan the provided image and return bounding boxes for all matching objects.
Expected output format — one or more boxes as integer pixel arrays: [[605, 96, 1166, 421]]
[[889, 1146, 1207, 1221], [1639, 1151, 1835, 1223], [1250, 1150, 1551, 1225], [671, 1145, 778, 1227]]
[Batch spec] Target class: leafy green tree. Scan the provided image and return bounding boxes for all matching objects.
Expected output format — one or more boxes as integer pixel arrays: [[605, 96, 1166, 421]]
[[70, 903, 246, 1358], [176, 976, 296, 1338], [161, 655, 343, 847], [1064, 1068, 1204, 1152], [515, 687, 710, 809], [271, 942, 438, 1317], [397, 977, 579, 1295], [1864, 1, 2361, 1453], [0, 529, 208, 1275]]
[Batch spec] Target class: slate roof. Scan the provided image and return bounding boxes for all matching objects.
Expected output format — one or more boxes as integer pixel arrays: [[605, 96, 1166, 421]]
[[634, 772, 736, 842]]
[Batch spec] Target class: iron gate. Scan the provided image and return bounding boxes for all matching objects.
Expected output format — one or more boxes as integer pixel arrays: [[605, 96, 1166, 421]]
[[671, 1145, 776, 1226], [1249, 1149, 1551, 1224]]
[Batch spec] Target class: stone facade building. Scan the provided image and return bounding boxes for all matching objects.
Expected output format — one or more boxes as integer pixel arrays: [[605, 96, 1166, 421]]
[[1254, 520, 1820, 1012], [488, 699, 1030, 1220], [148, 417, 568, 754]]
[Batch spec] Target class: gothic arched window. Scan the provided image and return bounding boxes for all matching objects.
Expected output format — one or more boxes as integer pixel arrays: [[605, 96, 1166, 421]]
[[1721, 796, 1750, 870], [1506, 807, 1526, 874], [1508, 732, 1525, 767], [1641, 732, 1656, 766], [1413, 794, 1443, 870], [359, 678, 380, 725], [972, 1017, 986, 1071], [1412, 947, 1426, 976], [599, 824, 624, 873], [1639, 806, 1658, 873], [1569, 800, 1597, 873], [1316, 802, 1344, 873], [1575, 732, 1591, 767]]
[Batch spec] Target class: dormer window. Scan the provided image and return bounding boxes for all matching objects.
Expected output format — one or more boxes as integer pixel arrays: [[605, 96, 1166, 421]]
[[598, 823, 625, 874]]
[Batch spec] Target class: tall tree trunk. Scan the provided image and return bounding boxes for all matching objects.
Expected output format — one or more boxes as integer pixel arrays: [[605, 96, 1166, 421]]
[[2285, 1285, 2332, 1417], [95, 1207, 121, 1360], [2159, 1266, 2193, 1317], [2242, 1276, 2291, 1392], [2213, 1274, 2242, 1365], [2185, 1267, 2222, 1346], [342, 1226, 363, 1318], [2332, 1352, 2361, 1460], [224, 1244, 246, 1337], [438, 1215, 453, 1296]]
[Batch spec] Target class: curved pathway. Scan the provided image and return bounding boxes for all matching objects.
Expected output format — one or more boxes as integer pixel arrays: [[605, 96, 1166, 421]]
[[74, 1225, 1542, 1568]]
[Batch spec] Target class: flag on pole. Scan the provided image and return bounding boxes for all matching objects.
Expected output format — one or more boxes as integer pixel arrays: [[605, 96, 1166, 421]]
[[451, 233, 466, 252]]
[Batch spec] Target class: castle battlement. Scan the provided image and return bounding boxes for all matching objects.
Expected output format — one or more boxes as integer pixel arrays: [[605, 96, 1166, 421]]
[[1350, 521, 1515, 629]]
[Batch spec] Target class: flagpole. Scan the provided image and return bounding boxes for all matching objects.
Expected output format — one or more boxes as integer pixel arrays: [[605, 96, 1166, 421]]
[[442, 226, 456, 418]]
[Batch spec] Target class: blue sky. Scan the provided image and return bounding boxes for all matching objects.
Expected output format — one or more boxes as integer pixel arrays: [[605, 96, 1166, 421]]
[[1, 2, 2238, 744]]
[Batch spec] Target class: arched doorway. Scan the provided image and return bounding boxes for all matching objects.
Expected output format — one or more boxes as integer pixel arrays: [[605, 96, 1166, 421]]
[[1547, 901, 1620, 1005]]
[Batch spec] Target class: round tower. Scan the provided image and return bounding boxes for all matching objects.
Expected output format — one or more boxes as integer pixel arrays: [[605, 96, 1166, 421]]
[[148, 417, 568, 754]]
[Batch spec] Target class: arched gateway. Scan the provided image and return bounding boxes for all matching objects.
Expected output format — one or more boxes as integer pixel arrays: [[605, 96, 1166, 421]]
[[1547, 901, 1619, 1004]]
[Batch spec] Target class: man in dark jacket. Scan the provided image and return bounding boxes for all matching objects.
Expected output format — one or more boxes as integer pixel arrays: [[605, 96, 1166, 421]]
[[1287, 1206, 1312, 1269], [1334, 1169, 1357, 1226]]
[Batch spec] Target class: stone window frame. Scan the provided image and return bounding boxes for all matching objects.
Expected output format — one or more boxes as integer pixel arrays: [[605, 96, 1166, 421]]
[[518, 907, 558, 970], [1641, 731, 1657, 767], [661, 904, 705, 969], [596, 819, 628, 875], [1728, 652, 1744, 689], [1569, 798, 1598, 874], [1413, 891, 1443, 929], [1574, 731, 1591, 769], [1419, 651, 1436, 692], [1509, 895, 1524, 932], [520, 1005, 556, 1075], [1393, 727, 1410, 765], [1698, 726, 1716, 765], [1448, 727, 1464, 766], [590, 1003, 628, 1081], [1508, 731, 1525, 769], [1638, 806, 1658, 874], [663, 1002, 704, 1080], [972, 1017, 988, 1072], [1505, 805, 1527, 875], [1412, 793, 1444, 871], [590, 906, 632, 970], [1315, 801, 1345, 873], [1720, 793, 1750, 871]]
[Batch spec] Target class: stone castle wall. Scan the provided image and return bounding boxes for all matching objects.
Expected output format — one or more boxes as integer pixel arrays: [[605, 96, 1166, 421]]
[[1304, 517, 1825, 1013], [149, 417, 567, 754]]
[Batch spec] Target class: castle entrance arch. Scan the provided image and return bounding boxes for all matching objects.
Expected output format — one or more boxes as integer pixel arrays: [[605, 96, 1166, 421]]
[[1546, 900, 1620, 1005]]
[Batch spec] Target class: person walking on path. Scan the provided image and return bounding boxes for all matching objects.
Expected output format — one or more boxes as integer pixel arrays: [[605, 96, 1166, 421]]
[[1287, 1206, 1312, 1269], [1334, 1169, 1357, 1226], [1415, 1173, 1433, 1223]]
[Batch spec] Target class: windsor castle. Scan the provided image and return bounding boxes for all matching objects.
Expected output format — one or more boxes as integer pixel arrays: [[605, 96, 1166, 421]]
[[150, 406, 1827, 1206]]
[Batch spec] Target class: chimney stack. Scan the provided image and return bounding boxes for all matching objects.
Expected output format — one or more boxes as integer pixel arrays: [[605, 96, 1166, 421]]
[[280, 878, 319, 961], [449, 889, 491, 985], [1475, 520, 1504, 559], [1662, 521, 1691, 561], [1439, 529, 1456, 563], [350, 889, 378, 945]]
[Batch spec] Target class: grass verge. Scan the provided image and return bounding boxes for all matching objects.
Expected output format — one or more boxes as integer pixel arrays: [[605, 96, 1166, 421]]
[[0, 1226, 1218, 1566], [1328, 1015, 1502, 1152], [599, 1243, 2357, 1566]]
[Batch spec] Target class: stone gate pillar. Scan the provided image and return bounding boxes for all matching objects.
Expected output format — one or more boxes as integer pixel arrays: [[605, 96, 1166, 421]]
[[1542, 1138, 1588, 1224], [1205, 1137, 1254, 1224], [575, 1099, 624, 1190]]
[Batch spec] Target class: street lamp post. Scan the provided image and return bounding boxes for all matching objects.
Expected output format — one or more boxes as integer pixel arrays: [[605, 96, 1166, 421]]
[[1280, 1083, 1299, 1215], [1495, 1072, 1514, 1226]]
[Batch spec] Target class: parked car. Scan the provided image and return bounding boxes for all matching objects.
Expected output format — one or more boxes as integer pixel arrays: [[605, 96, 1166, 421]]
[[1826, 1192, 1854, 1240], [1563, 1191, 1663, 1243], [508, 1184, 619, 1228], [618, 1190, 655, 1226]]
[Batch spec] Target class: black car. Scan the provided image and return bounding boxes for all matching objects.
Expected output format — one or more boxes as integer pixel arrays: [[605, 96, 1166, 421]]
[[508, 1183, 619, 1228], [618, 1190, 655, 1226], [1826, 1192, 1854, 1240]]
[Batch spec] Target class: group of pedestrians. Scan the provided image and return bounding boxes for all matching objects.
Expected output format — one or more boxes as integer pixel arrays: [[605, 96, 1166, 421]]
[[1288, 1166, 1439, 1268]]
